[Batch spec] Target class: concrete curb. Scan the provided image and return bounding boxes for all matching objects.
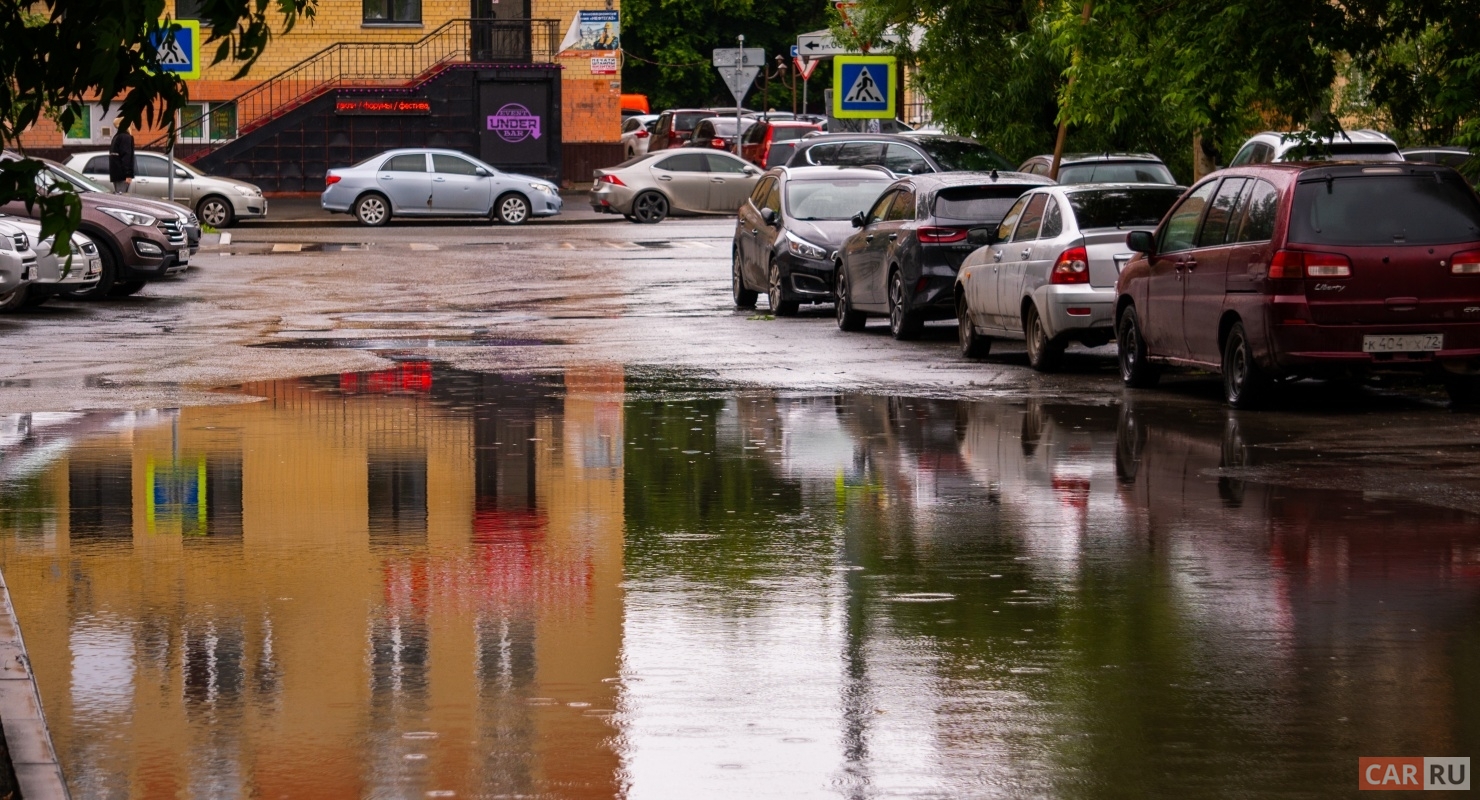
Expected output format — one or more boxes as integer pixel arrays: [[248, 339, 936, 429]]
[[0, 570, 68, 800]]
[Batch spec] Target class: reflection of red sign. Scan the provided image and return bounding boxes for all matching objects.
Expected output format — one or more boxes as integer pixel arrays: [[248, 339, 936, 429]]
[[340, 362, 432, 394], [335, 98, 432, 115]]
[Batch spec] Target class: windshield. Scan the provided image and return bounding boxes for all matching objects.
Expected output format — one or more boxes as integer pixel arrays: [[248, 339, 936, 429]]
[[1290, 172, 1480, 246], [933, 185, 1034, 223], [912, 138, 1013, 172], [1057, 162, 1176, 185], [785, 179, 891, 221], [43, 161, 107, 193], [1068, 187, 1183, 229]]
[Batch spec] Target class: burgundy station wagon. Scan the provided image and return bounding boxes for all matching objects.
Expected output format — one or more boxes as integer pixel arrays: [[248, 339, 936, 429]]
[[1115, 162, 1480, 407]]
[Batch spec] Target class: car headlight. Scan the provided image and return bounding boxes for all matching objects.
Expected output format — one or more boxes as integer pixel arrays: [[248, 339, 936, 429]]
[[785, 231, 828, 260], [232, 186, 259, 197], [100, 207, 158, 227], [529, 183, 555, 194]]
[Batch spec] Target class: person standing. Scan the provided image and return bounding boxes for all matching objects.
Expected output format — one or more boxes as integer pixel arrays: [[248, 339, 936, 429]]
[[108, 117, 134, 194]]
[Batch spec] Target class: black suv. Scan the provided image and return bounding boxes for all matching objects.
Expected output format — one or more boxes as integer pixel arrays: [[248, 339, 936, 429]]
[[786, 133, 1013, 176]]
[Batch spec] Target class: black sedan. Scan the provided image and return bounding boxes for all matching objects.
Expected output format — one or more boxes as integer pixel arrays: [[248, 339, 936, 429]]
[[835, 171, 1053, 339], [733, 166, 895, 315]]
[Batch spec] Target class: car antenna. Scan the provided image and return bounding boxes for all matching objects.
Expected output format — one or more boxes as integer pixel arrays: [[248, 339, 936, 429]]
[[1325, 174, 1334, 194], [990, 169, 999, 181]]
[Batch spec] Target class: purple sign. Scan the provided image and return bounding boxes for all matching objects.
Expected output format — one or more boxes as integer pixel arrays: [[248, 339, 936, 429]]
[[487, 103, 542, 143]]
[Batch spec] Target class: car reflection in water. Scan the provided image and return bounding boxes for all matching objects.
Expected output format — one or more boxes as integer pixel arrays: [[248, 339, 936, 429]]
[[1, 375, 1478, 797]]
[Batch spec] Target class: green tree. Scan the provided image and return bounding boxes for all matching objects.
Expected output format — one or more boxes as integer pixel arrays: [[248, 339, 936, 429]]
[[620, 0, 829, 111], [0, 0, 315, 251]]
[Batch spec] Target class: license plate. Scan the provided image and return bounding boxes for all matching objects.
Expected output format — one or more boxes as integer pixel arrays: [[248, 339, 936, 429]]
[[22, 266, 35, 281], [1362, 334, 1443, 353], [1113, 254, 1132, 272]]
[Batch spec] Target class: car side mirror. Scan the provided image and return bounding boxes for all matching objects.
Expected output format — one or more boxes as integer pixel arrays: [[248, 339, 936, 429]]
[[967, 227, 997, 246], [1126, 230, 1156, 255], [743, 165, 761, 175], [475, 167, 490, 177], [175, 169, 190, 180], [851, 211, 866, 228], [760, 207, 778, 226]]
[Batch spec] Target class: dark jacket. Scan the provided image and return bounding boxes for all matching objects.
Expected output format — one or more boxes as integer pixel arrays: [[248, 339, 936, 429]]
[[108, 130, 135, 182]]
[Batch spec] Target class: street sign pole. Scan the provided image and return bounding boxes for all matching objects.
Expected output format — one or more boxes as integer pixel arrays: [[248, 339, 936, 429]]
[[735, 36, 743, 156], [713, 42, 764, 155]]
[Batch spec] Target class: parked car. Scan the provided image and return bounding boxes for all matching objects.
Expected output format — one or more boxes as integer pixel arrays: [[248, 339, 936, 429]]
[[650, 109, 721, 151], [741, 120, 823, 167], [1402, 146, 1473, 172], [1227, 130, 1402, 165], [44, 159, 200, 256], [0, 217, 102, 310], [955, 184, 1183, 369], [764, 141, 801, 170], [67, 150, 266, 228], [732, 165, 894, 315], [686, 117, 756, 151], [788, 133, 1013, 176], [835, 171, 1053, 338], [0, 151, 191, 298], [322, 149, 561, 226], [1115, 162, 1480, 407], [622, 114, 659, 159], [0, 220, 38, 306], [589, 149, 762, 223], [1016, 153, 1177, 185]]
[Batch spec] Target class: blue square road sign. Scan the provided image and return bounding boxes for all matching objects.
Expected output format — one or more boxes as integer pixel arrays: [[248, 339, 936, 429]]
[[832, 56, 895, 119]]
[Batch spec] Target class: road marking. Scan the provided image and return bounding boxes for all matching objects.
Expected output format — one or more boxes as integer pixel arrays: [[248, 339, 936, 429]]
[[271, 243, 303, 252], [409, 243, 439, 251]]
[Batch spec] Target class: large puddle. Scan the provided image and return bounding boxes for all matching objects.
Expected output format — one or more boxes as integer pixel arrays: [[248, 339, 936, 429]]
[[1, 363, 1478, 798]]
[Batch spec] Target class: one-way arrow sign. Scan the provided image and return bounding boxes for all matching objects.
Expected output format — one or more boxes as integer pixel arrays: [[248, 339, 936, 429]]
[[796, 31, 900, 57]]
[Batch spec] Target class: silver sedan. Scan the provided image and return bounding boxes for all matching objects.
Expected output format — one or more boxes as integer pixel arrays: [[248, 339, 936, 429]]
[[955, 183, 1184, 371], [322, 149, 562, 226], [589, 150, 762, 223]]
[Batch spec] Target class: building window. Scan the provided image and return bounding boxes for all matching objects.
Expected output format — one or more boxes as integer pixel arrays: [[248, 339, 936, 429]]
[[179, 102, 237, 143], [175, 0, 205, 19], [363, 0, 421, 24], [60, 106, 92, 144]]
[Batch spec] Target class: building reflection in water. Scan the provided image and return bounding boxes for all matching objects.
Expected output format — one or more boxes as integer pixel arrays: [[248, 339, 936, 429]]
[[0, 363, 626, 799], [2, 377, 1479, 797]]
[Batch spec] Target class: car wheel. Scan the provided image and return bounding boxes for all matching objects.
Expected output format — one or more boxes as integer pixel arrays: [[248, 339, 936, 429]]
[[1222, 321, 1271, 408], [495, 193, 530, 225], [887, 269, 923, 340], [1116, 306, 1161, 388], [631, 191, 669, 224], [20, 290, 47, 309], [196, 195, 234, 228], [354, 193, 391, 227], [957, 292, 991, 358], [732, 248, 757, 309], [62, 238, 119, 300], [109, 280, 146, 297], [835, 264, 866, 332], [0, 286, 28, 313], [1024, 304, 1065, 372], [768, 260, 798, 317]]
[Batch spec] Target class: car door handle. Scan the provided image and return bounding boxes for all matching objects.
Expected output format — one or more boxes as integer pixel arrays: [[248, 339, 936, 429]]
[[657, 175, 672, 181], [433, 177, 447, 182], [748, 228, 758, 235], [1184, 258, 1197, 271], [888, 233, 898, 241], [992, 250, 1003, 262], [380, 175, 394, 180], [865, 235, 875, 242], [1020, 248, 1032, 259], [711, 178, 726, 183]]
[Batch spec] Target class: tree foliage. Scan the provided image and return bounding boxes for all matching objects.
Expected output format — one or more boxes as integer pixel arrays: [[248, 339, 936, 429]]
[[0, 0, 315, 249], [849, 0, 1480, 180], [620, 0, 829, 111]]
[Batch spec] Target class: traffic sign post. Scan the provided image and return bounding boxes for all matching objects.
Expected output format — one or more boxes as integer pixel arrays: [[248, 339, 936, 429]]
[[832, 55, 895, 119], [713, 40, 764, 154]]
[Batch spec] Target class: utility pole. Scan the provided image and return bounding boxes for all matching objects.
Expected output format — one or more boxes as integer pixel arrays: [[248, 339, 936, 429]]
[[1049, 1, 1092, 181]]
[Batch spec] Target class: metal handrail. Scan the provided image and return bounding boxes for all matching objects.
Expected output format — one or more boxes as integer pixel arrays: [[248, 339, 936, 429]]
[[148, 18, 559, 151]]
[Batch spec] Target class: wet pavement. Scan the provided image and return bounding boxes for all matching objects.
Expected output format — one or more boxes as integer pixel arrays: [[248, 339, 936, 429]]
[[0, 217, 1479, 797]]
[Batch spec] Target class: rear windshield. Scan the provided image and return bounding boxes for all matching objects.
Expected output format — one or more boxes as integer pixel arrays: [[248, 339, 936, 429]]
[[785, 179, 891, 220], [1280, 143, 1403, 163], [1289, 172, 1480, 246], [765, 142, 798, 169], [1068, 187, 1183, 229], [772, 126, 815, 142], [933, 185, 1033, 223], [1057, 162, 1176, 185], [912, 139, 1013, 172], [673, 112, 707, 132]]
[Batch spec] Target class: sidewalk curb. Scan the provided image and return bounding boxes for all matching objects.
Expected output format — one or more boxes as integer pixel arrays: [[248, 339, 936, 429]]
[[0, 569, 68, 799]]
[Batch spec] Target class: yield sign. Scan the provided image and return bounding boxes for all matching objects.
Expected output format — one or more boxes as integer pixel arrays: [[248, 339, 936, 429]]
[[713, 47, 764, 102], [793, 57, 818, 80]]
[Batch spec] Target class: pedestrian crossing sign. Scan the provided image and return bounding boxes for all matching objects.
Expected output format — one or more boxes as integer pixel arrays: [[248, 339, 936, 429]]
[[149, 20, 201, 80], [833, 56, 895, 119]]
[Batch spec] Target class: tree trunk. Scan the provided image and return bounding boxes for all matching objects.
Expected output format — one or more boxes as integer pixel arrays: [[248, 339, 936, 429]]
[[1192, 131, 1217, 181]]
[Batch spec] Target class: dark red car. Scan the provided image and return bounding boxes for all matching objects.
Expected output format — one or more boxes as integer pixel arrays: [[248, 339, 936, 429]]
[[1115, 162, 1480, 407], [649, 109, 714, 151], [741, 121, 822, 167]]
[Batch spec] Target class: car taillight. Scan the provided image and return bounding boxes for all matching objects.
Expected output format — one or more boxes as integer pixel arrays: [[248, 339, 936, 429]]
[[918, 226, 966, 244], [1451, 249, 1480, 274], [325, 174, 341, 186], [635, 130, 649, 138], [1050, 246, 1090, 284], [597, 174, 625, 186], [1268, 250, 1350, 278], [711, 139, 727, 148]]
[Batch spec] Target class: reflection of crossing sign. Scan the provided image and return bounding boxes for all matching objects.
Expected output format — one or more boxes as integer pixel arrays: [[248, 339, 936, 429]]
[[833, 55, 895, 118], [148, 20, 201, 80]]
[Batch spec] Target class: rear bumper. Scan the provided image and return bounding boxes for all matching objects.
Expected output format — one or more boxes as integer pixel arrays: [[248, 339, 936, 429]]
[[1037, 285, 1117, 339], [1268, 321, 1480, 373], [589, 184, 636, 215]]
